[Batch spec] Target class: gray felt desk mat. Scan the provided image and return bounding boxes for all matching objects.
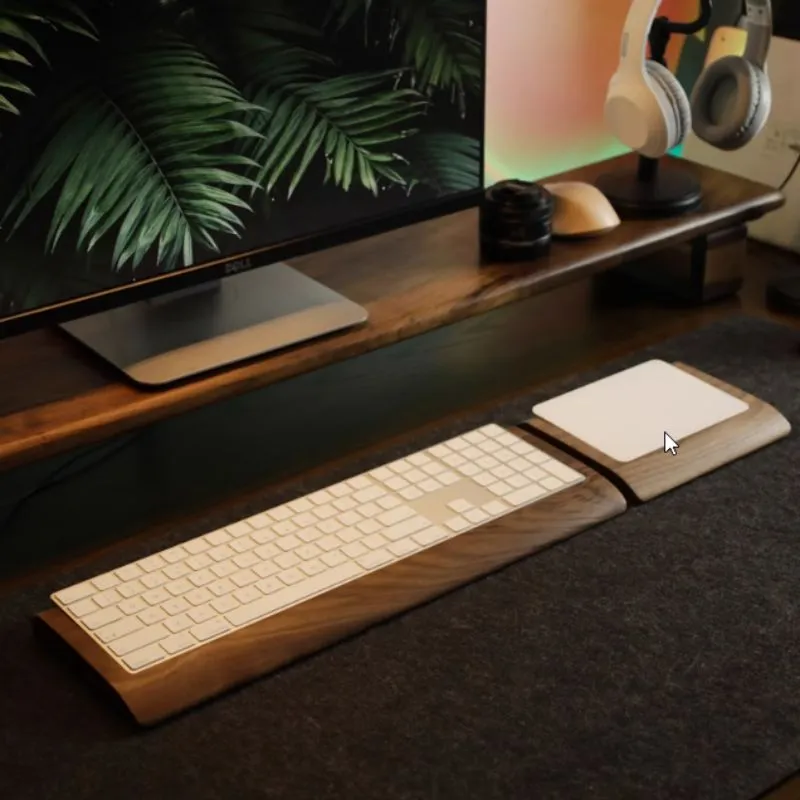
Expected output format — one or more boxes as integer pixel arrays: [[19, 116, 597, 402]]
[[1, 314, 799, 800]]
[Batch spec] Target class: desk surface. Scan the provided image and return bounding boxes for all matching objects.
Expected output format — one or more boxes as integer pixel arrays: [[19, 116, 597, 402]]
[[0, 154, 783, 470], [0, 235, 799, 799]]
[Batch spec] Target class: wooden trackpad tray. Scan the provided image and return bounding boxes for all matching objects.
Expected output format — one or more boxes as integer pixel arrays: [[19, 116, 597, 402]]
[[524, 361, 791, 502]]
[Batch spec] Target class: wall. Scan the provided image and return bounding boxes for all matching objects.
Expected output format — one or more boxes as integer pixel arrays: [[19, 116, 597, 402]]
[[485, 0, 702, 184]]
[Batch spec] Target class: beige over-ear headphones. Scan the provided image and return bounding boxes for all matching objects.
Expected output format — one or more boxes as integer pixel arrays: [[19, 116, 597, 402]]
[[605, 0, 773, 159]]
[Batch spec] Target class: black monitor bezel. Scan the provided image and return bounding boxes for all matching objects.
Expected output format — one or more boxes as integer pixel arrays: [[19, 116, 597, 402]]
[[0, 3, 487, 341]]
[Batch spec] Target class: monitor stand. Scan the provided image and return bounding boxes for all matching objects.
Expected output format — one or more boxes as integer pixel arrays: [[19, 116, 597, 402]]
[[58, 263, 368, 387]]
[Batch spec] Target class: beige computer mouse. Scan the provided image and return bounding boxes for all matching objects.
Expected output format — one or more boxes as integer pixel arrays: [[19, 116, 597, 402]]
[[543, 181, 621, 239]]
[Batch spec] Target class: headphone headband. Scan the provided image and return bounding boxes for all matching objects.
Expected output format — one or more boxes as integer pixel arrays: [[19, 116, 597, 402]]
[[617, 0, 772, 76], [741, 0, 772, 68]]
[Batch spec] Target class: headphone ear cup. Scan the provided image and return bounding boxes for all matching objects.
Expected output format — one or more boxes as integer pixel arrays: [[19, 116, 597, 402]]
[[690, 56, 772, 150], [645, 61, 691, 151]]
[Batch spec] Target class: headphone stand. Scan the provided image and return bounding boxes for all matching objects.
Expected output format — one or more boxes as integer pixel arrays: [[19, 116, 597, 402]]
[[596, 3, 712, 218], [595, 156, 702, 218]]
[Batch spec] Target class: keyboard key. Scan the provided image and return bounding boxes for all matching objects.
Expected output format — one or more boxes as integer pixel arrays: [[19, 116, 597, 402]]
[[275, 552, 301, 569], [357, 518, 381, 535], [205, 530, 231, 546], [164, 562, 191, 580], [289, 497, 313, 513], [383, 515, 429, 542], [446, 516, 469, 532], [370, 466, 393, 482], [358, 549, 393, 570], [231, 569, 259, 588], [377, 495, 402, 511], [505, 484, 547, 506], [448, 499, 472, 513], [55, 582, 94, 605], [226, 521, 254, 538], [377, 505, 415, 526], [117, 579, 146, 599], [95, 589, 122, 608], [278, 568, 304, 586], [139, 607, 167, 626], [83, 606, 123, 630], [328, 482, 352, 497], [226, 562, 363, 627], [69, 598, 98, 618], [139, 555, 167, 573], [541, 476, 563, 491], [354, 486, 385, 503], [97, 616, 143, 644], [439, 471, 460, 486], [162, 632, 196, 655], [347, 476, 371, 490], [91, 572, 120, 591], [464, 508, 489, 524], [183, 539, 209, 555], [116, 563, 145, 581], [109, 623, 169, 657], [269, 506, 293, 521], [191, 618, 230, 642], [165, 614, 193, 634], [188, 605, 215, 624], [234, 586, 262, 604], [123, 644, 166, 671], [273, 521, 297, 536], [141, 572, 168, 589], [211, 595, 240, 615], [399, 487, 424, 500], [428, 444, 450, 458], [463, 431, 485, 444], [483, 501, 509, 516], [309, 489, 333, 505], [412, 526, 449, 547], [162, 598, 190, 616], [301, 559, 326, 576], [388, 538, 420, 558], [419, 479, 441, 493], [119, 597, 148, 615], [211, 560, 239, 578]]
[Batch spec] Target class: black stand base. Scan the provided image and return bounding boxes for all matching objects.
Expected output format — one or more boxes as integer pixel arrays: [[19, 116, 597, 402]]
[[766, 275, 800, 316], [595, 165, 703, 218]]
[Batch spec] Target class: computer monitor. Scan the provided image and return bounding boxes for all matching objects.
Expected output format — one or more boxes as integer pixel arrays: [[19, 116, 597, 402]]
[[0, 0, 486, 386]]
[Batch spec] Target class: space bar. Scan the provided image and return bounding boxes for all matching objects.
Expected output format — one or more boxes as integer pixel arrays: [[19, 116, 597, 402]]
[[225, 562, 363, 627]]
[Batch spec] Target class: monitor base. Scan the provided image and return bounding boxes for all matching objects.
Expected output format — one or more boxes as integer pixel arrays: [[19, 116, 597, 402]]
[[59, 263, 368, 388]]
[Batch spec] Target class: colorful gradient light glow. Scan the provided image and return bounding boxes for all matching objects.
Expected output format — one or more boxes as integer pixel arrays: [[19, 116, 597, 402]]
[[485, 0, 700, 184]]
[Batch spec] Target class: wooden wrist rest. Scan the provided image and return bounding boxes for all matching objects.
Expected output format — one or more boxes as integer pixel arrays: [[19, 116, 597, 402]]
[[523, 362, 791, 504], [33, 427, 626, 727]]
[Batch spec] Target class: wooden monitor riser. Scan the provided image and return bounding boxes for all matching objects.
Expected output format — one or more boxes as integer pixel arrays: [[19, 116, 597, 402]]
[[34, 429, 626, 727], [523, 362, 792, 504]]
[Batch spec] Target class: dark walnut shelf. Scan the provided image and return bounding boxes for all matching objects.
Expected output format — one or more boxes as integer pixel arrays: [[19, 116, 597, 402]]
[[0, 154, 785, 470]]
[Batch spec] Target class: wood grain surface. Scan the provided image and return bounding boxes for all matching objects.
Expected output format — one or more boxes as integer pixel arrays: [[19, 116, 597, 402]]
[[0, 154, 784, 471], [524, 363, 792, 502], [34, 428, 627, 726]]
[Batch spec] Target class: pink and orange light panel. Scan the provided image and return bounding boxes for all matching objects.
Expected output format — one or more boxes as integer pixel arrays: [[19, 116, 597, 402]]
[[485, 0, 700, 184]]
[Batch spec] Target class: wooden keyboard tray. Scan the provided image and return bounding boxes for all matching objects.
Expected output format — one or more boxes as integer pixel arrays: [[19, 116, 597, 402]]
[[523, 362, 791, 503], [34, 427, 626, 727]]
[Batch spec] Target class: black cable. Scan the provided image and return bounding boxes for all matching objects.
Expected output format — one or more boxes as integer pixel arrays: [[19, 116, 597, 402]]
[[778, 148, 800, 191], [0, 431, 143, 536]]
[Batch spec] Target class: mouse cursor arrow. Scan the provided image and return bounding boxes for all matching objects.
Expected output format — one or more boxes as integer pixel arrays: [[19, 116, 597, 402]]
[[664, 432, 679, 456]]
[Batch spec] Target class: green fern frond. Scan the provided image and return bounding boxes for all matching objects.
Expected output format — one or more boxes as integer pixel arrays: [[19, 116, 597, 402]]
[[3, 34, 263, 272], [402, 132, 481, 195], [0, 0, 97, 114], [247, 69, 428, 198], [391, 0, 483, 97]]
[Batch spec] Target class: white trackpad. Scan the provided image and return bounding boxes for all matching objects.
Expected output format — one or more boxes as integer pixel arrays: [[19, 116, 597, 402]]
[[532, 360, 750, 463]]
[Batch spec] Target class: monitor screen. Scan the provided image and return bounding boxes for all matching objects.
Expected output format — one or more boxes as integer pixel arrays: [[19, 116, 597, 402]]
[[0, 0, 485, 332]]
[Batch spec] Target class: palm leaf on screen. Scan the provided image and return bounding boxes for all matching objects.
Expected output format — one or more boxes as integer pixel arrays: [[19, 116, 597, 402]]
[[402, 132, 480, 194], [2, 33, 263, 271], [390, 0, 483, 98], [247, 70, 429, 198], [0, 0, 96, 114]]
